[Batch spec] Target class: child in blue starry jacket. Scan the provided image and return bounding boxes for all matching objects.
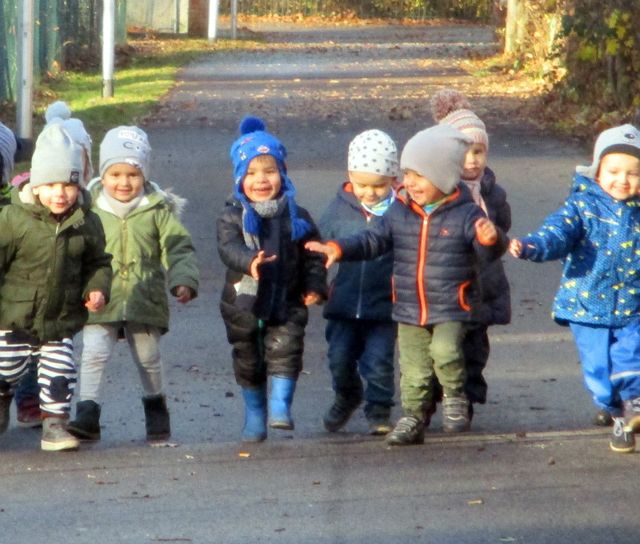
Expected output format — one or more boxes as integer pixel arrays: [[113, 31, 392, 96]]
[[318, 129, 399, 436], [509, 124, 640, 454]]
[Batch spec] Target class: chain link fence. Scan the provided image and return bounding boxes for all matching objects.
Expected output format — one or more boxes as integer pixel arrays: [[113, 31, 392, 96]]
[[0, 0, 127, 101]]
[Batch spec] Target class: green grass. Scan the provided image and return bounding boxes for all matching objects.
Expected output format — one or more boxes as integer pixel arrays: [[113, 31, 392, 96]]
[[4, 35, 264, 171]]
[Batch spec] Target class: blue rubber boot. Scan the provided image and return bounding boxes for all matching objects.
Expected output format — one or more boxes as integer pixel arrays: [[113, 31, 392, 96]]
[[268, 376, 296, 430], [241, 386, 267, 442]]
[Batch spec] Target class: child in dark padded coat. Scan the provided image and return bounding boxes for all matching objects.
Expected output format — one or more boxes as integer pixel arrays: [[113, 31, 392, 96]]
[[217, 116, 327, 443], [430, 90, 511, 420], [319, 129, 399, 435], [307, 124, 508, 446]]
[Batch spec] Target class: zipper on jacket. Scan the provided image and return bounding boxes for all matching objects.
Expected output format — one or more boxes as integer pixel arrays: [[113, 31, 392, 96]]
[[417, 217, 429, 325], [355, 215, 372, 318]]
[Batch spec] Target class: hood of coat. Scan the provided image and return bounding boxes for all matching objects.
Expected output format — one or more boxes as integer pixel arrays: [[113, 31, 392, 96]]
[[87, 177, 187, 218], [12, 180, 91, 216]]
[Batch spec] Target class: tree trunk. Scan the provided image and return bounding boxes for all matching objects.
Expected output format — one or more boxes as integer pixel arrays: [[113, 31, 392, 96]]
[[188, 0, 208, 37], [504, 0, 526, 55]]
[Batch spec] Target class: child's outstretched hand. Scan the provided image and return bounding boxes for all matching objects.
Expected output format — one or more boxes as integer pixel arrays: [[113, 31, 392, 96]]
[[174, 286, 193, 304], [85, 291, 106, 312], [250, 250, 277, 280], [475, 217, 498, 245], [304, 241, 339, 268], [303, 292, 322, 306], [509, 238, 524, 257]]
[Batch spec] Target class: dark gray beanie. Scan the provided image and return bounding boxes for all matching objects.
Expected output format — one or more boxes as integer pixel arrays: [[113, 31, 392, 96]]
[[400, 124, 472, 194], [30, 124, 83, 187]]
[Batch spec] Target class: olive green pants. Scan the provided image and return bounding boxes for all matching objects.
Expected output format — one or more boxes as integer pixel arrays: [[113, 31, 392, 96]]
[[398, 321, 466, 418]]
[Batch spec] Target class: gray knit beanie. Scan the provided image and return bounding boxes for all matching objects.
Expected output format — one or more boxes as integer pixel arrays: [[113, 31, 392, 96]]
[[400, 124, 472, 194], [30, 124, 83, 187], [576, 123, 640, 179], [0, 121, 17, 185], [348, 129, 399, 178], [100, 125, 151, 179]]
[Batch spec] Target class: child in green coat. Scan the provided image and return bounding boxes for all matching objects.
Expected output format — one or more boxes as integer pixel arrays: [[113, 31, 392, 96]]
[[68, 126, 199, 443], [0, 124, 112, 451]]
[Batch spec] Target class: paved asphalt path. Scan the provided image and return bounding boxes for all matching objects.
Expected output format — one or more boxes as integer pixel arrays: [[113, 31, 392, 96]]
[[1, 22, 639, 544]]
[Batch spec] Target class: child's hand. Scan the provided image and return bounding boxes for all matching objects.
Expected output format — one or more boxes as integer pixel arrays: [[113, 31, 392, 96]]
[[475, 218, 498, 245], [304, 241, 339, 268], [85, 291, 106, 312], [303, 292, 322, 306], [509, 239, 523, 257], [250, 250, 277, 280], [174, 286, 193, 304]]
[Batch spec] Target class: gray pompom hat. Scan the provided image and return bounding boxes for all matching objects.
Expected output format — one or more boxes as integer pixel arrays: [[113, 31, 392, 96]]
[[30, 124, 83, 187]]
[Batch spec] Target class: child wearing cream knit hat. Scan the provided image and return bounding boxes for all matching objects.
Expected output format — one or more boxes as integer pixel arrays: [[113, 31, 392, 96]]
[[429, 89, 512, 420], [318, 129, 399, 436]]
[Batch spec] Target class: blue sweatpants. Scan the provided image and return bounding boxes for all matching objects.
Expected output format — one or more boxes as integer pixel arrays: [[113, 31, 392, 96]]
[[569, 320, 640, 415]]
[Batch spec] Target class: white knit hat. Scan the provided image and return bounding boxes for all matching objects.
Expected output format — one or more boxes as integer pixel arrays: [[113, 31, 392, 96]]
[[576, 124, 640, 179], [400, 124, 472, 195], [0, 121, 17, 185], [30, 124, 83, 187], [348, 129, 400, 178]]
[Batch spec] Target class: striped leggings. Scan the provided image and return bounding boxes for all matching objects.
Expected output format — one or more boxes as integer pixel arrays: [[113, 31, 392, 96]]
[[0, 331, 75, 416]]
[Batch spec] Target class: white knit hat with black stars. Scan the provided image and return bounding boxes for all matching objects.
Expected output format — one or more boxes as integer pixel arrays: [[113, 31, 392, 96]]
[[348, 129, 399, 178]]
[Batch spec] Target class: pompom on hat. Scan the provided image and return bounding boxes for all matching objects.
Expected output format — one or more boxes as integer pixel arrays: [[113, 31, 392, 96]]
[[44, 101, 93, 183], [400, 124, 472, 195], [576, 123, 640, 179], [430, 89, 488, 151], [348, 129, 399, 178], [229, 116, 311, 241], [30, 124, 83, 187]]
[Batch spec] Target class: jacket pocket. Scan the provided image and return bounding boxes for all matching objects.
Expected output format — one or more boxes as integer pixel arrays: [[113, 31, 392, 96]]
[[457, 281, 472, 312]]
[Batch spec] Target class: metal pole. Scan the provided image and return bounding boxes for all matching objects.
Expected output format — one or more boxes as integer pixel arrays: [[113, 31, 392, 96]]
[[16, 0, 35, 138], [208, 0, 219, 41], [102, 0, 115, 97], [174, 0, 180, 34], [231, 0, 238, 40]]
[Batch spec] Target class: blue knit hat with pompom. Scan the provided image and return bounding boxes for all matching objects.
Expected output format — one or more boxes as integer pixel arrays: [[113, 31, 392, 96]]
[[230, 116, 311, 241]]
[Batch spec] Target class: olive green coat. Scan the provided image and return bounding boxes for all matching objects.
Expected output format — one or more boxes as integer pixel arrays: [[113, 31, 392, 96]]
[[86, 180, 199, 332], [0, 184, 112, 343]]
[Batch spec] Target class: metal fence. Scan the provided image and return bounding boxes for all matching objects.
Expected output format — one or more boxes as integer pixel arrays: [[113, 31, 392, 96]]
[[219, 0, 494, 20], [0, 0, 127, 101]]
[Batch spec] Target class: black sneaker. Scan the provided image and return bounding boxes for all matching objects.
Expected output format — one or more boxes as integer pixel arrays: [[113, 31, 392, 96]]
[[323, 397, 361, 433], [442, 394, 470, 433], [592, 409, 614, 427], [610, 417, 635, 453], [623, 397, 640, 431], [386, 416, 424, 446]]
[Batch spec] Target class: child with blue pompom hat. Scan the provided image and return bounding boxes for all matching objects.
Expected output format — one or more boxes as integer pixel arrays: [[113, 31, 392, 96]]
[[217, 116, 327, 442]]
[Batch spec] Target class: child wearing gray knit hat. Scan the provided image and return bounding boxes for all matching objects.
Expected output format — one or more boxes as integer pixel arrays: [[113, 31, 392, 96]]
[[0, 122, 111, 452], [306, 124, 508, 445]]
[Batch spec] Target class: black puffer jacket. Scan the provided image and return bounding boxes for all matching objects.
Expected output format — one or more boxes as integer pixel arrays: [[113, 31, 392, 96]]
[[335, 183, 508, 327], [319, 182, 393, 322], [473, 167, 511, 325], [217, 196, 327, 328]]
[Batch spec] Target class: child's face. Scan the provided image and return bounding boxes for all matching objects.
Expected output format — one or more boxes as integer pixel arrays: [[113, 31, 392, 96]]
[[32, 182, 80, 214], [349, 171, 394, 207], [462, 143, 487, 181], [242, 155, 282, 202], [403, 169, 445, 206], [597, 152, 640, 201], [102, 162, 145, 202]]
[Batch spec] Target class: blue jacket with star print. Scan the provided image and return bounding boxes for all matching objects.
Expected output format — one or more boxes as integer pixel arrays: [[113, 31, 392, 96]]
[[518, 174, 640, 327]]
